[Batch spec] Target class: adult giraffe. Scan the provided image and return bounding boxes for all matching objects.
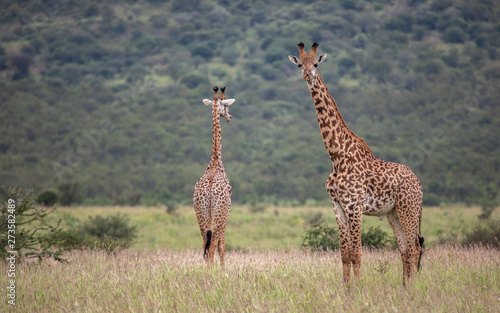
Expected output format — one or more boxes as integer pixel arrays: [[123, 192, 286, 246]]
[[288, 42, 424, 284], [193, 86, 235, 266]]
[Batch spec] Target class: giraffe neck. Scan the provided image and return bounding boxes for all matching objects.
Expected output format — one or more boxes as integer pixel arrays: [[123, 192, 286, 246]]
[[307, 74, 373, 165], [211, 100, 222, 166]]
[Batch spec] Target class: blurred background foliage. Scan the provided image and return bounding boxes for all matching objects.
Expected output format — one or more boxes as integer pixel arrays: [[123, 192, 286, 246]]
[[0, 0, 499, 207]]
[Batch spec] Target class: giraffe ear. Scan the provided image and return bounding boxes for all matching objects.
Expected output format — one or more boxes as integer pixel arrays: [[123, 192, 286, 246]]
[[203, 99, 213, 106], [221, 99, 235, 106], [288, 55, 300, 65], [317, 53, 327, 64]]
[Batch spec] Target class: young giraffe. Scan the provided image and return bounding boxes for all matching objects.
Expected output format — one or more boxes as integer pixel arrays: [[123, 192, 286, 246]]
[[193, 86, 235, 266], [289, 42, 424, 284]]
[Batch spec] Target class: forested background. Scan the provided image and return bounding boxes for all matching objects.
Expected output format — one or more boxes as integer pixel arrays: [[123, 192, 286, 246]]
[[0, 0, 499, 206]]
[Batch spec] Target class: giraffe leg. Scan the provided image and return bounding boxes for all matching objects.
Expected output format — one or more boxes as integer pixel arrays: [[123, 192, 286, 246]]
[[387, 210, 411, 285], [194, 203, 211, 262], [347, 205, 363, 280], [217, 233, 226, 268], [217, 214, 229, 267], [207, 231, 217, 265], [398, 209, 420, 283], [332, 201, 352, 284]]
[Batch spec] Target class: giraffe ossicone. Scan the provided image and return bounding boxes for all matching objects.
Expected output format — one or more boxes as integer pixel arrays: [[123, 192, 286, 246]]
[[193, 85, 234, 267], [289, 42, 424, 285]]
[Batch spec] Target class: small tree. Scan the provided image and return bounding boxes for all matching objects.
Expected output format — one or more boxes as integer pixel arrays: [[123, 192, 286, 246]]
[[58, 182, 80, 206], [37, 190, 59, 206], [1, 186, 65, 262], [444, 26, 466, 43], [475, 184, 498, 220]]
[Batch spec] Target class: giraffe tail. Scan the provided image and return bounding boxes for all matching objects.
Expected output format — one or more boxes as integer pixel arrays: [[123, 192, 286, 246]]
[[203, 230, 212, 259], [417, 206, 424, 272]]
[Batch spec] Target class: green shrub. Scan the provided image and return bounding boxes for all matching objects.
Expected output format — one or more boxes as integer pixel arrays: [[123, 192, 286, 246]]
[[431, 0, 452, 11], [221, 46, 240, 66], [1, 186, 65, 262], [166, 201, 179, 215], [303, 222, 396, 251], [462, 219, 499, 248], [416, 60, 443, 77], [444, 26, 466, 43], [418, 13, 439, 30], [37, 190, 59, 206], [58, 213, 137, 252], [249, 202, 267, 213], [338, 57, 356, 75], [302, 222, 340, 251], [180, 74, 206, 88], [361, 226, 394, 249], [83, 214, 136, 245], [191, 45, 213, 61], [365, 59, 392, 82], [149, 15, 168, 28], [386, 16, 412, 33], [84, 3, 99, 17]]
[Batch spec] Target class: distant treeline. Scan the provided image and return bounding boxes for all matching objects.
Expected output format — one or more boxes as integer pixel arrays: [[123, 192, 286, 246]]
[[0, 0, 499, 206]]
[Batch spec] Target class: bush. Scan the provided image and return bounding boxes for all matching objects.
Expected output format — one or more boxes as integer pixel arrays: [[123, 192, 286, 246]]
[[84, 3, 99, 17], [1, 186, 65, 262], [365, 59, 392, 82], [418, 13, 439, 30], [10, 54, 33, 80], [221, 46, 240, 66], [302, 222, 340, 251], [444, 26, 466, 43], [462, 219, 499, 248], [338, 57, 356, 75], [166, 201, 178, 215], [386, 16, 412, 33], [249, 202, 267, 213], [303, 222, 396, 251], [361, 226, 394, 249], [59, 213, 137, 252], [180, 74, 206, 88], [83, 214, 136, 246], [431, 0, 452, 11], [191, 45, 214, 61], [37, 190, 58, 206], [416, 60, 443, 77]]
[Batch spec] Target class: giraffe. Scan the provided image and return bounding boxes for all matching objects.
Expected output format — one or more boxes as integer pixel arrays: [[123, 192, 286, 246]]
[[288, 42, 424, 284], [193, 85, 235, 266]]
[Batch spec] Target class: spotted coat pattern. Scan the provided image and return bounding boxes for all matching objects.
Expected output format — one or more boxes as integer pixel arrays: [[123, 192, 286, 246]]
[[289, 43, 424, 284], [193, 86, 233, 266]]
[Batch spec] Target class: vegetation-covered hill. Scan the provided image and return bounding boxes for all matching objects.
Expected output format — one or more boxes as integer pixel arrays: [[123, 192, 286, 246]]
[[1, 0, 499, 206]]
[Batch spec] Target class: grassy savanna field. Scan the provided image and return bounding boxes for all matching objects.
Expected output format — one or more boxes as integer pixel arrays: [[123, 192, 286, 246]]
[[2, 246, 499, 312], [2, 205, 499, 312], [45, 205, 499, 250]]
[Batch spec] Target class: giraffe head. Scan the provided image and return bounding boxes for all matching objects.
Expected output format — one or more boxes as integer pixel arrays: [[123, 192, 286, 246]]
[[288, 42, 327, 84], [203, 86, 235, 122]]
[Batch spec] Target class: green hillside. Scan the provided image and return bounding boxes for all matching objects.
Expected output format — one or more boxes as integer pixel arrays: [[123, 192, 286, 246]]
[[1, 0, 499, 206]]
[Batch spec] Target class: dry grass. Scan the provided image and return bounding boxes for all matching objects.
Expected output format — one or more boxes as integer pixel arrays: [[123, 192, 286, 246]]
[[2, 245, 499, 312]]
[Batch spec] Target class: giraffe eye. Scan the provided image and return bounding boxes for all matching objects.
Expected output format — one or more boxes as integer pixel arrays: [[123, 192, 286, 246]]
[[314, 64, 318, 68], [298, 64, 302, 68]]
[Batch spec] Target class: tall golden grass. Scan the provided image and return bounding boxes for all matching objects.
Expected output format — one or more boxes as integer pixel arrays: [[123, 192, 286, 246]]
[[2, 245, 498, 312]]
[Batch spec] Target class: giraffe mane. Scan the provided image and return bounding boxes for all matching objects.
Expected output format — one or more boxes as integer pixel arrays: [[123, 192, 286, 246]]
[[317, 75, 374, 154]]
